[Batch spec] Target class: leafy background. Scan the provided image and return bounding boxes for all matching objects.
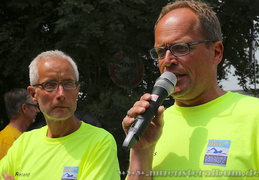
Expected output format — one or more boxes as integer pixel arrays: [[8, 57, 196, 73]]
[[0, 0, 258, 179]]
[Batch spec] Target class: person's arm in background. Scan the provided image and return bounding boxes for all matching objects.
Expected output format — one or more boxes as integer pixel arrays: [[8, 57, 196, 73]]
[[122, 94, 165, 180]]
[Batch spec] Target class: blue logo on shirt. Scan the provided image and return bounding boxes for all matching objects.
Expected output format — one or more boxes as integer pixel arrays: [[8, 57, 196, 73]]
[[204, 139, 231, 167], [61, 166, 79, 180]]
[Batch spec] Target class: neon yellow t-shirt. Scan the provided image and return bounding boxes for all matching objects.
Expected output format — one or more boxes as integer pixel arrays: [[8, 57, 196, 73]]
[[0, 125, 22, 160], [152, 91, 259, 179], [0, 122, 120, 180]]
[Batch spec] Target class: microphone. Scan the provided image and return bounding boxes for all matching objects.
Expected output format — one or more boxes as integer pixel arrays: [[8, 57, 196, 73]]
[[122, 72, 177, 150]]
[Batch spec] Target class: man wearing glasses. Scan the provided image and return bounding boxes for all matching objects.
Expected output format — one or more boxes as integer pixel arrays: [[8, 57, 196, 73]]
[[0, 88, 40, 160], [0, 50, 120, 180], [123, 1, 259, 180]]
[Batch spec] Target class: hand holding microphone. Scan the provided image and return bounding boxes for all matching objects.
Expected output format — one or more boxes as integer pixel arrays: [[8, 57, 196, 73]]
[[122, 72, 177, 150]]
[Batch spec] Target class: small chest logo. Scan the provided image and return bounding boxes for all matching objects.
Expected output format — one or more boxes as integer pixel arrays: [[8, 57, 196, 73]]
[[203, 139, 231, 167], [61, 166, 79, 180]]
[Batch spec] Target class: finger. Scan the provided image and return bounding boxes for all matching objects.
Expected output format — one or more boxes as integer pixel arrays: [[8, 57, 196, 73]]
[[122, 114, 135, 127], [3, 172, 14, 180], [126, 110, 135, 119], [125, 93, 152, 118], [139, 93, 152, 101], [128, 100, 151, 118], [125, 106, 143, 119], [122, 93, 154, 133], [2, 173, 9, 180], [2, 172, 7, 179]]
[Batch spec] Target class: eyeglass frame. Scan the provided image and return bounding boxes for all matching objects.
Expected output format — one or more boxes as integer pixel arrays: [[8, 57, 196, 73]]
[[25, 103, 39, 109], [32, 80, 79, 92], [149, 40, 214, 60]]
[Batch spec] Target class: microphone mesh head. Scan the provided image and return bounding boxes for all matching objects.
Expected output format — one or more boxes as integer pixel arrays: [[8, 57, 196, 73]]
[[154, 72, 177, 95]]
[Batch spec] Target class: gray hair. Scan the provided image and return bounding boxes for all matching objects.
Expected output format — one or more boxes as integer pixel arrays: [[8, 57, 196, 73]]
[[29, 50, 79, 85], [4, 88, 32, 119], [155, 0, 223, 42]]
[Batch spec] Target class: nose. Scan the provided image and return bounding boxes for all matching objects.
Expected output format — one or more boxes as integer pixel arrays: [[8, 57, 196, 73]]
[[56, 84, 66, 101], [163, 50, 178, 67]]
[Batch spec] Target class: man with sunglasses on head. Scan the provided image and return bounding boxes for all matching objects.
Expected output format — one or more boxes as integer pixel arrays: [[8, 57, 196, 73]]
[[122, 1, 259, 179], [0, 88, 40, 160], [0, 50, 120, 180]]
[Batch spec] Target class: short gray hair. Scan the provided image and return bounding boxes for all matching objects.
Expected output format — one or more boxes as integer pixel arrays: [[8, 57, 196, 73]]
[[29, 50, 79, 85], [4, 88, 32, 119]]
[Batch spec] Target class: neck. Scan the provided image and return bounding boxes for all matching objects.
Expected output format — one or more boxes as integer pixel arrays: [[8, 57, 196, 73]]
[[8, 119, 29, 133], [46, 115, 81, 138], [175, 86, 227, 107]]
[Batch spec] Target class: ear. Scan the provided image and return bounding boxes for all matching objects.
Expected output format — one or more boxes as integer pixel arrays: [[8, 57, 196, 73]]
[[21, 103, 27, 113], [78, 84, 81, 91], [212, 41, 224, 65], [27, 86, 38, 103]]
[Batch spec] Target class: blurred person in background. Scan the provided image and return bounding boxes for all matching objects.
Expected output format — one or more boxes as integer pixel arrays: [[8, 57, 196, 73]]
[[0, 88, 40, 159]]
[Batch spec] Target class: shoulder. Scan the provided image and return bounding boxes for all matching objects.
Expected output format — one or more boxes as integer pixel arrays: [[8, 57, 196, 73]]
[[80, 122, 112, 136], [13, 126, 45, 144], [228, 91, 259, 105], [79, 122, 117, 146], [0, 126, 15, 145]]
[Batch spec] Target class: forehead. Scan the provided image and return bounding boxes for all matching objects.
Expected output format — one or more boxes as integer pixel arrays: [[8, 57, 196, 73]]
[[37, 58, 77, 81], [155, 8, 201, 45]]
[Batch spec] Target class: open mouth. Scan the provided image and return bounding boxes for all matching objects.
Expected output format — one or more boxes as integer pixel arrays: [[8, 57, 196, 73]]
[[176, 74, 185, 79]]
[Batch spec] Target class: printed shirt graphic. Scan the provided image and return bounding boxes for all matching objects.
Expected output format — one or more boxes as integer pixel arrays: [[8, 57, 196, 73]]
[[204, 140, 231, 167], [62, 166, 78, 180]]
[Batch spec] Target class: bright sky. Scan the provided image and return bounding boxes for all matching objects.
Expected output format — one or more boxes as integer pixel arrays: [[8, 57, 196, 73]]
[[220, 50, 259, 91]]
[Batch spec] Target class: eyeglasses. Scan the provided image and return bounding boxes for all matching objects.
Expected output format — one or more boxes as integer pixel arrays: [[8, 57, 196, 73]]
[[25, 103, 39, 109], [149, 40, 212, 60], [33, 80, 79, 92]]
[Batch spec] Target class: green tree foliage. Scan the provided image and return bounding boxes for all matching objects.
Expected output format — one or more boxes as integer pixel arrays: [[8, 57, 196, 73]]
[[0, 0, 258, 178], [213, 0, 259, 92]]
